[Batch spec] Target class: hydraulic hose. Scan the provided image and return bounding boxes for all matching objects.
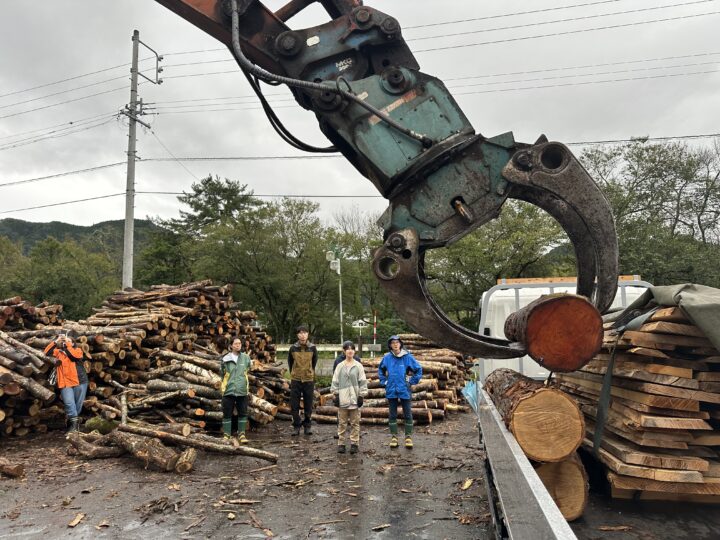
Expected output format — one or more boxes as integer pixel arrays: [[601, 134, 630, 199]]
[[229, 0, 433, 148]]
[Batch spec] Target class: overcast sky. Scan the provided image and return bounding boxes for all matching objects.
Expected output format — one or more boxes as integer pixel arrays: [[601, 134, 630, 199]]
[[1, 0, 718, 227]]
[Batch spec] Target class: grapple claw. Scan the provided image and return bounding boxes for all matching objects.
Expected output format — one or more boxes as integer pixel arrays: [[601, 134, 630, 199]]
[[502, 141, 619, 313], [372, 228, 526, 358]]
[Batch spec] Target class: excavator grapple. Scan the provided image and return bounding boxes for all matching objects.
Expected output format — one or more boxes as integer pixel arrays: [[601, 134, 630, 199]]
[[154, 0, 619, 358]]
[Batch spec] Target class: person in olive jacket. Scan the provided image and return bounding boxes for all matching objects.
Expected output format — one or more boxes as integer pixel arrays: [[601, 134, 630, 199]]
[[221, 337, 252, 445], [287, 325, 318, 436], [378, 335, 422, 449]]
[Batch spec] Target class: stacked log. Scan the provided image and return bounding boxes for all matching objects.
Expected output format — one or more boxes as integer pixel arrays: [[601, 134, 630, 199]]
[[313, 334, 473, 426], [0, 281, 285, 437], [395, 333, 474, 403], [0, 296, 63, 331], [484, 368, 588, 521], [0, 329, 59, 437], [557, 306, 720, 503]]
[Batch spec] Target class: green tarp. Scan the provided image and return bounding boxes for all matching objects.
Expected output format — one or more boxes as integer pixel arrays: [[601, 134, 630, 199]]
[[604, 283, 720, 351]]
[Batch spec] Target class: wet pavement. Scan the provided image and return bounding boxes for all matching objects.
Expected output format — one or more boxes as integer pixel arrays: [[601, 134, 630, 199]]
[[0, 413, 490, 539]]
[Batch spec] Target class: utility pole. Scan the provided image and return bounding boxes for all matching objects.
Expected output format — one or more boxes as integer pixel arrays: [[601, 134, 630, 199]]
[[121, 30, 162, 289], [122, 30, 140, 290]]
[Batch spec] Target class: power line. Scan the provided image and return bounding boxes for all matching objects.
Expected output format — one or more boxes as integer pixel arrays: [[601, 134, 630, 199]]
[[451, 67, 720, 96], [409, 0, 718, 42], [0, 162, 126, 188], [449, 60, 720, 90], [1, 132, 718, 194], [0, 86, 129, 120], [137, 190, 381, 198], [415, 10, 720, 53], [0, 111, 117, 141], [149, 129, 199, 181], [443, 51, 720, 82], [0, 118, 117, 151], [0, 193, 125, 214], [0, 75, 129, 111], [404, 0, 627, 30]]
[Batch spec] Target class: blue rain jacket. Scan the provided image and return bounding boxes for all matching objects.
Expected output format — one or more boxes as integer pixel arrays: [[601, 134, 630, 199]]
[[378, 349, 423, 399]]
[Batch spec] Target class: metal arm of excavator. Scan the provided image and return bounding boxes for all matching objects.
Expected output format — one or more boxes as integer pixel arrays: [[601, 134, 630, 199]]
[[154, 0, 619, 359]]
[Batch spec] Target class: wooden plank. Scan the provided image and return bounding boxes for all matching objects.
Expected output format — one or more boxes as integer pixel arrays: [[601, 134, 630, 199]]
[[610, 486, 720, 503], [606, 400, 712, 431], [649, 307, 690, 323], [640, 321, 707, 338], [558, 381, 710, 419], [699, 381, 720, 393], [585, 419, 690, 450], [582, 432, 709, 471], [586, 441, 705, 482], [692, 432, 720, 446], [581, 359, 699, 389], [557, 373, 700, 411], [580, 405, 693, 442], [703, 460, 720, 478], [623, 330, 714, 349], [696, 372, 720, 382], [563, 370, 720, 405], [608, 472, 720, 495], [627, 346, 673, 359]]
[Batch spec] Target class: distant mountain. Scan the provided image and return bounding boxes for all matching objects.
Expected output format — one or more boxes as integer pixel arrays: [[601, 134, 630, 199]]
[[0, 218, 158, 256]]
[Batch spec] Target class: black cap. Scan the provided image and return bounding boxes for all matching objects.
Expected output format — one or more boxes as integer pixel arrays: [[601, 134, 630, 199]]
[[296, 324, 309, 333], [342, 340, 355, 350]]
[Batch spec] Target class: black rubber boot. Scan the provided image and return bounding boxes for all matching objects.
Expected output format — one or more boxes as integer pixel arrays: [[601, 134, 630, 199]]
[[349, 444, 358, 454], [304, 425, 313, 436], [67, 417, 80, 433], [337, 445, 346, 454], [292, 426, 301, 437]]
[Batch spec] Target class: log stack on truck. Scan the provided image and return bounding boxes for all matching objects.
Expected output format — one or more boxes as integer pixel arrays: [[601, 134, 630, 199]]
[[557, 287, 720, 504]]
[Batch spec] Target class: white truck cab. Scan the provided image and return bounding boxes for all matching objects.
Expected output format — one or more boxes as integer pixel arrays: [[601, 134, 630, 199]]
[[476, 275, 652, 381]]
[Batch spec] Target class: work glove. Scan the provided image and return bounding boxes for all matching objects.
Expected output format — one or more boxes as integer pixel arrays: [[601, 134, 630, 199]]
[[333, 395, 340, 407], [357, 396, 363, 408]]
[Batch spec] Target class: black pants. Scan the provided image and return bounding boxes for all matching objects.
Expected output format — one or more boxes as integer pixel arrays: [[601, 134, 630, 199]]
[[222, 394, 248, 420], [290, 380, 314, 427]]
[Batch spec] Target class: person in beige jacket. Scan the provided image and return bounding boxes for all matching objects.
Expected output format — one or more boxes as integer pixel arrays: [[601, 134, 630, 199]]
[[331, 341, 368, 454]]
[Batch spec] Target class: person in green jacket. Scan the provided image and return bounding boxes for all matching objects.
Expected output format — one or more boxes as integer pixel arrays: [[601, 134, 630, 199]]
[[221, 337, 252, 445]]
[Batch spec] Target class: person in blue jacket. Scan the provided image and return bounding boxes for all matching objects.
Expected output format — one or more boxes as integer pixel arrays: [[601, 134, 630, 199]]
[[378, 335, 422, 449]]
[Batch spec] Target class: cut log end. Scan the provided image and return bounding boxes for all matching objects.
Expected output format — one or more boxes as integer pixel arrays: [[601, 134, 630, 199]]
[[534, 453, 588, 521], [511, 388, 584, 462], [505, 294, 602, 372]]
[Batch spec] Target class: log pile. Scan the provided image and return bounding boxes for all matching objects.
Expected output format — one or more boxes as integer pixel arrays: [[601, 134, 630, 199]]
[[557, 306, 720, 503], [484, 368, 588, 521], [0, 296, 63, 330], [313, 333, 471, 426], [0, 329, 58, 437], [66, 421, 278, 473], [0, 281, 286, 437]]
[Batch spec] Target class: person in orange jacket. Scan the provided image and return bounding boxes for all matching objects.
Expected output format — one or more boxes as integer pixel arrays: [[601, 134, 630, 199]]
[[44, 330, 88, 433]]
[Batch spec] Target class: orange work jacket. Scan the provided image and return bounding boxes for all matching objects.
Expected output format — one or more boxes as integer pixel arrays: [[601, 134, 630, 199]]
[[44, 341, 84, 389]]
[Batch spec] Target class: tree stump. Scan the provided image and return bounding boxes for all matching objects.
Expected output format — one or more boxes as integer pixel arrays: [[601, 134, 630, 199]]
[[504, 293, 602, 372], [484, 368, 584, 462], [534, 453, 588, 521]]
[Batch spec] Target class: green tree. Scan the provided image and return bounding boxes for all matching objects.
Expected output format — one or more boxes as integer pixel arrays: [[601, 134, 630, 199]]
[[0, 236, 30, 298], [423, 200, 566, 329], [24, 238, 117, 319], [582, 139, 720, 287]]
